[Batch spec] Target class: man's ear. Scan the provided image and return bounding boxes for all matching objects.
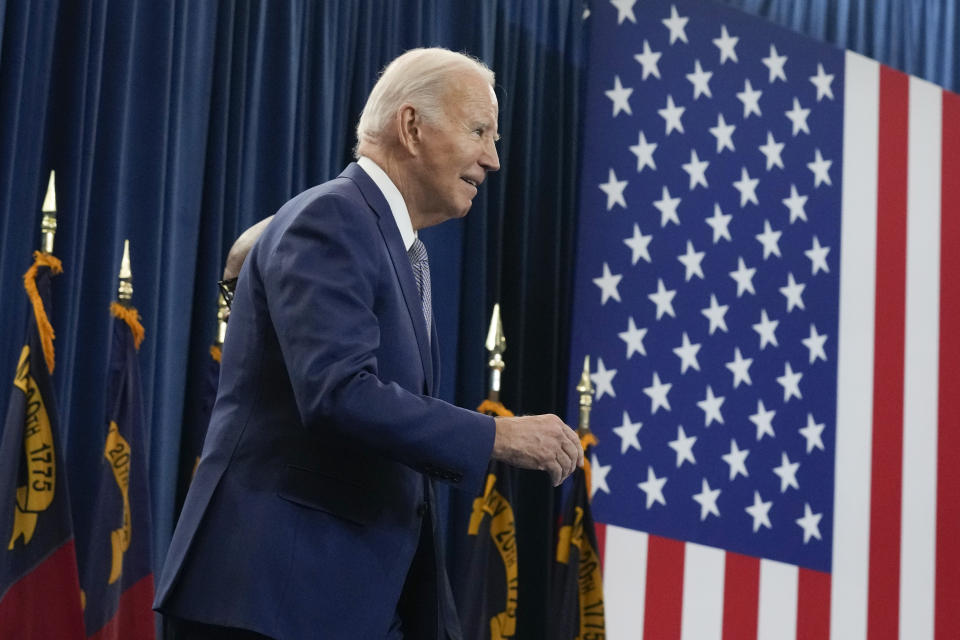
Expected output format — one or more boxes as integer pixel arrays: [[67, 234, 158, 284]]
[[396, 104, 421, 156]]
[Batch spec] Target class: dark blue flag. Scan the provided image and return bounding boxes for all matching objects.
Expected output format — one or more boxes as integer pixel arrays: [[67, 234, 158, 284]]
[[75, 302, 155, 639], [0, 252, 85, 638]]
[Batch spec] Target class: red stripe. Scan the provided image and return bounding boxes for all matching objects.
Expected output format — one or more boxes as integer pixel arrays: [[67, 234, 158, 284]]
[[0, 540, 86, 638], [88, 573, 156, 640], [721, 552, 759, 640], [796, 568, 830, 640], [935, 89, 960, 640], [643, 535, 684, 640], [594, 521, 607, 567], [867, 65, 909, 640]]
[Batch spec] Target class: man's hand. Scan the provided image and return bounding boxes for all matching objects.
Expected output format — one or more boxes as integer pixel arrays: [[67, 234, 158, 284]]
[[491, 415, 584, 486]]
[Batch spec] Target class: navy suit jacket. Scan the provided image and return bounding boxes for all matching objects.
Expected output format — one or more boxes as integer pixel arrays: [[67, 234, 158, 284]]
[[154, 164, 496, 638]]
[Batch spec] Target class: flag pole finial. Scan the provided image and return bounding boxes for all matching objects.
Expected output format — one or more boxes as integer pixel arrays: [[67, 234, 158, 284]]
[[576, 355, 593, 436], [40, 171, 57, 254], [485, 303, 506, 401], [118, 239, 133, 303], [216, 292, 228, 345]]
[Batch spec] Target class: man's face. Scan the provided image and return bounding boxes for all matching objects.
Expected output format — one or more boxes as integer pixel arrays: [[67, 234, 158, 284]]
[[412, 72, 500, 226]]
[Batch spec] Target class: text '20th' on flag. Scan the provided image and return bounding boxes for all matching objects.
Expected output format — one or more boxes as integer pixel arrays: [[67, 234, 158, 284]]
[[567, 1, 960, 639]]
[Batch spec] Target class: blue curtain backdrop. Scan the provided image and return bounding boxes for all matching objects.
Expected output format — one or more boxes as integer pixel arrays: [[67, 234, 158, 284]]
[[0, 0, 954, 637]]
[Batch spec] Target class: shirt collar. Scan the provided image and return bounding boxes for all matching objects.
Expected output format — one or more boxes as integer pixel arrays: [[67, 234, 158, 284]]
[[357, 156, 416, 251]]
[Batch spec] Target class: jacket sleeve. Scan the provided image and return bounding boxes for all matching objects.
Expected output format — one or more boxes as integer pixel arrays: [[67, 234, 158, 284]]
[[261, 191, 495, 492]]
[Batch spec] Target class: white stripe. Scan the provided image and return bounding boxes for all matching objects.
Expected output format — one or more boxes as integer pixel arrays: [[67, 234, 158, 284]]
[[679, 543, 724, 640], [758, 559, 798, 640], [899, 76, 941, 640], [831, 50, 880, 640], [603, 525, 648, 639]]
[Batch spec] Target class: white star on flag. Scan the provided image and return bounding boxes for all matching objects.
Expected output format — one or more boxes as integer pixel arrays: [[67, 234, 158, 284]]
[[756, 219, 783, 259], [712, 25, 739, 64], [693, 478, 721, 520], [599, 168, 628, 210], [682, 149, 709, 190], [653, 185, 682, 226], [807, 148, 833, 187], [753, 308, 780, 349], [709, 113, 736, 153], [809, 63, 834, 101], [658, 94, 686, 135], [722, 439, 750, 480], [705, 203, 733, 243], [785, 97, 811, 136], [729, 256, 757, 296], [796, 503, 823, 543], [780, 272, 806, 311], [759, 131, 785, 170], [629, 130, 658, 171], [773, 451, 801, 492], [668, 425, 697, 468], [805, 236, 830, 274], [612, 410, 643, 454], [725, 347, 753, 388], [618, 316, 648, 358], [777, 361, 803, 402], [799, 413, 826, 453], [591, 452, 612, 497], [802, 323, 828, 363], [673, 332, 702, 374], [591, 357, 618, 400], [633, 39, 662, 79], [701, 293, 729, 334], [648, 278, 677, 319], [782, 183, 809, 223], [624, 223, 653, 264], [696, 385, 725, 426], [749, 399, 776, 441], [733, 166, 759, 207], [762, 43, 788, 82], [638, 466, 668, 508], [661, 4, 689, 45], [686, 59, 713, 99], [643, 371, 672, 414], [737, 78, 763, 118], [746, 491, 774, 532], [677, 240, 706, 281], [609, 0, 638, 25], [605, 75, 634, 116], [593, 262, 622, 304]]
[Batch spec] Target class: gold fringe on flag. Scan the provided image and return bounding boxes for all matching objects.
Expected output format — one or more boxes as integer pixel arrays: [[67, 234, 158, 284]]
[[109, 301, 145, 350], [209, 344, 222, 363], [22, 251, 63, 374], [580, 432, 598, 501], [476, 399, 515, 418]]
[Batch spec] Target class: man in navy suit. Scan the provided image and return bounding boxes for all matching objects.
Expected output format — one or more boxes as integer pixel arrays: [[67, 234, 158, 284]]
[[154, 48, 583, 639]]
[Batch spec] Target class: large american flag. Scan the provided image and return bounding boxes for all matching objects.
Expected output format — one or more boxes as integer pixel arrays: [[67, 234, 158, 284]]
[[566, 1, 960, 638]]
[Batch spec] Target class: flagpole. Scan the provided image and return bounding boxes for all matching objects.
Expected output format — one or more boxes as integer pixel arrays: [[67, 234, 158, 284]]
[[576, 355, 593, 438], [215, 293, 228, 346], [117, 240, 133, 305]]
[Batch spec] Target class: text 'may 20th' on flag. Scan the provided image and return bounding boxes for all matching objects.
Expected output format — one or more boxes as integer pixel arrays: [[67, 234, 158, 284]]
[[567, 1, 960, 639]]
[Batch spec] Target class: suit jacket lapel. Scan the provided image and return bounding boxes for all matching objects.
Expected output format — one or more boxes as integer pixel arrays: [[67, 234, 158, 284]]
[[341, 163, 435, 396]]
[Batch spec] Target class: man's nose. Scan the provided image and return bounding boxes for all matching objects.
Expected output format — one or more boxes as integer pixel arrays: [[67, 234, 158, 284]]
[[482, 138, 500, 173]]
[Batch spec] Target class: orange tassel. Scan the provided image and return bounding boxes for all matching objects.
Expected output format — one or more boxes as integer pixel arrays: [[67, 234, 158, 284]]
[[476, 399, 515, 417], [110, 302, 145, 350], [22, 251, 63, 374], [209, 344, 222, 363], [580, 432, 599, 499]]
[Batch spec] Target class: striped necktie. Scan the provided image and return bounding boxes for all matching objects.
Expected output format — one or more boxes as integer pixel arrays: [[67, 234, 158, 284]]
[[407, 238, 432, 342]]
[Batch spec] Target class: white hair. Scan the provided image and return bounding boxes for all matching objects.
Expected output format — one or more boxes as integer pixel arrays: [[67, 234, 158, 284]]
[[354, 48, 494, 156]]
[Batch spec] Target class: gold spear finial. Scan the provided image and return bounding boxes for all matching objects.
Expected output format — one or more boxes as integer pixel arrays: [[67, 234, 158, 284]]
[[40, 171, 57, 253], [576, 355, 593, 436], [117, 239, 133, 303], [485, 303, 506, 401], [216, 292, 229, 345]]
